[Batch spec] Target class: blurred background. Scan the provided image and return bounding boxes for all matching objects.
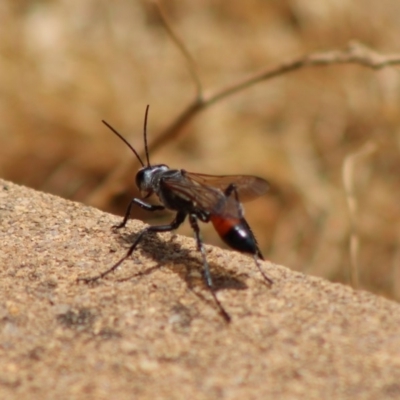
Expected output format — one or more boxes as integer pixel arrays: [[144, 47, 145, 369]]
[[1, 0, 400, 300]]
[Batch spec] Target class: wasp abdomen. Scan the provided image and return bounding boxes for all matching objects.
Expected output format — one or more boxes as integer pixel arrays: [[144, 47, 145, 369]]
[[211, 216, 260, 256]]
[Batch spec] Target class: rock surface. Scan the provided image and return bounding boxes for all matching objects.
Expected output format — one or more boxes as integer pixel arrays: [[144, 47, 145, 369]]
[[0, 179, 399, 400]]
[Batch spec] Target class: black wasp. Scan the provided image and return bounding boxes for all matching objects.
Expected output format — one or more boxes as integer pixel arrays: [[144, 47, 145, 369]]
[[79, 105, 273, 322]]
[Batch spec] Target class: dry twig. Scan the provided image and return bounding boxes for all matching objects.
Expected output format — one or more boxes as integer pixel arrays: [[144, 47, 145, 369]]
[[342, 141, 377, 288], [86, 4, 400, 209]]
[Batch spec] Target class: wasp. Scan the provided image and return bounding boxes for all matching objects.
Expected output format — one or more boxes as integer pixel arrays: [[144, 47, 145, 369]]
[[79, 106, 273, 321]]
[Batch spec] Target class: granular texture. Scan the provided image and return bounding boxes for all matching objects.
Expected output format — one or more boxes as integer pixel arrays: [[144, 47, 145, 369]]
[[0, 179, 399, 400]]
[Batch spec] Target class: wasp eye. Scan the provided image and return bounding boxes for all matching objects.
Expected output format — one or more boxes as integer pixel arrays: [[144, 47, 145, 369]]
[[135, 169, 146, 189]]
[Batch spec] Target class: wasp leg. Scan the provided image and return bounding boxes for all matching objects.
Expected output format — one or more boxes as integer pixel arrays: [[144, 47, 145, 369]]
[[253, 254, 273, 285], [113, 198, 165, 229], [224, 184, 273, 285], [78, 211, 186, 283], [188, 214, 231, 323], [224, 183, 241, 201]]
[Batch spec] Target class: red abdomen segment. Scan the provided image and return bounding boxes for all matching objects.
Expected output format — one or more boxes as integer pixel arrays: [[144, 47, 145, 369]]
[[210, 216, 263, 258]]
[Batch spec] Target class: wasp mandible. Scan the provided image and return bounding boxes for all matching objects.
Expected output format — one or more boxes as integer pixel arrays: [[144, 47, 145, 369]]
[[79, 106, 273, 321]]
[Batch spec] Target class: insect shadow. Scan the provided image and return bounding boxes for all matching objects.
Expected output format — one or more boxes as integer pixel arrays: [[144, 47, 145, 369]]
[[85, 227, 249, 321], [112, 228, 249, 292]]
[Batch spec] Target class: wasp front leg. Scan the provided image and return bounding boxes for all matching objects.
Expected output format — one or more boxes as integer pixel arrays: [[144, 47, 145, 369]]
[[79, 211, 187, 283], [113, 198, 165, 230]]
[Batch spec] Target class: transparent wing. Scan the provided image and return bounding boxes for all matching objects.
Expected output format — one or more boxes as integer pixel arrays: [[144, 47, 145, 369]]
[[161, 172, 240, 218], [161, 170, 269, 218], [182, 171, 269, 202]]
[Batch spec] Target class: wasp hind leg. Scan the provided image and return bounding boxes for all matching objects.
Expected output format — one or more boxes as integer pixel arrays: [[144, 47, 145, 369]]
[[224, 184, 273, 286], [189, 214, 231, 323]]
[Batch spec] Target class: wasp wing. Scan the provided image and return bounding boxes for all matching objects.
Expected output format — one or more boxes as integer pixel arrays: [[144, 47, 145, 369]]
[[182, 171, 269, 202], [161, 172, 242, 218]]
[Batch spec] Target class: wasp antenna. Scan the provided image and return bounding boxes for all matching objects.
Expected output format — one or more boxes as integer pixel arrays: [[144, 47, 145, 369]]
[[143, 105, 151, 167], [102, 120, 145, 167]]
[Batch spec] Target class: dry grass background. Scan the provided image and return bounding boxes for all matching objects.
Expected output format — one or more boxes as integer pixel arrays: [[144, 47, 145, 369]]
[[1, 0, 400, 300]]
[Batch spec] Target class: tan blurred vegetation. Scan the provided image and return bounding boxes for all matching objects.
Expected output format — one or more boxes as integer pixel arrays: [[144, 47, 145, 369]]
[[1, 0, 400, 300]]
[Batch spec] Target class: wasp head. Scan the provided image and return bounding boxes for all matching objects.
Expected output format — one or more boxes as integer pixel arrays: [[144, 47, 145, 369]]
[[135, 164, 169, 198]]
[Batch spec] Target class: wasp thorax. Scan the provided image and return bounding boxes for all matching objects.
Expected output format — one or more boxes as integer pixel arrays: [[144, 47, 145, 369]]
[[135, 164, 169, 194]]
